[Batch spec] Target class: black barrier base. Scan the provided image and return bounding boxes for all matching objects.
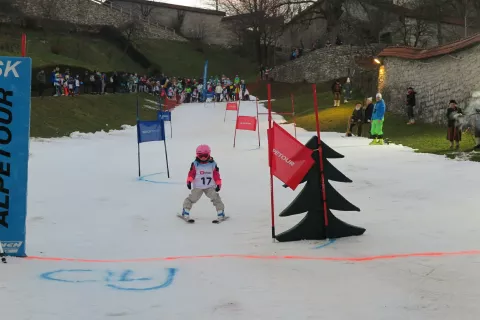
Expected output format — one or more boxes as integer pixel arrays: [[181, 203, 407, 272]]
[[276, 136, 365, 242]]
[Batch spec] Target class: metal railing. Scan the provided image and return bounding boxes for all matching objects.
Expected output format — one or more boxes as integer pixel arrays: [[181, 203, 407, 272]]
[[89, 0, 179, 37]]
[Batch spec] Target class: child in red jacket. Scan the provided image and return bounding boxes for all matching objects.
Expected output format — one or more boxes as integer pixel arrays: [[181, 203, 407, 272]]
[[181, 144, 225, 221]]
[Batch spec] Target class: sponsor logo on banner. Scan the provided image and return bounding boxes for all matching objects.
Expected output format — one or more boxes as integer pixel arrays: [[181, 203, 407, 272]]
[[236, 116, 256, 131], [226, 102, 238, 110], [1, 241, 23, 254], [142, 129, 159, 134], [272, 148, 295, 166]]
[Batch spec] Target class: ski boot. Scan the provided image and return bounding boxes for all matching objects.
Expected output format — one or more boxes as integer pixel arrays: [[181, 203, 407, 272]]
[[182, 208, 190, 219], [216, 210, 225, 221]]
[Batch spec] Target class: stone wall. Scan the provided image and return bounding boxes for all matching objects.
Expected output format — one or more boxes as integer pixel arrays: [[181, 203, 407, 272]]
[[14, 0, 186, 41], [113, 0, 234, 46], [269, 45, 379, 83], [380, 44, 480, 124], [278, 17, 327, 49]]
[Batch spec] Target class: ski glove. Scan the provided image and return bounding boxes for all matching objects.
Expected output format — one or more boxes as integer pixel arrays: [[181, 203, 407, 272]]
[[187, 182, 191, 190], [215, 185, 221, 192]]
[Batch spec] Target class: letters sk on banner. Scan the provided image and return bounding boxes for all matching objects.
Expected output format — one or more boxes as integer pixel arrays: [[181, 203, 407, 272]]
[[267, 122, 314, 190]]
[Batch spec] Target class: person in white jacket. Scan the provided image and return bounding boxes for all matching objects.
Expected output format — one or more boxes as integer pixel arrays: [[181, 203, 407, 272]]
[[215, 84, 223, 102]]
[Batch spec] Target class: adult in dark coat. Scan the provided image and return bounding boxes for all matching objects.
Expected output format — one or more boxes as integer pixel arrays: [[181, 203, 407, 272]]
[[406, 87, 416, 124], [446, 100, 463, 149]]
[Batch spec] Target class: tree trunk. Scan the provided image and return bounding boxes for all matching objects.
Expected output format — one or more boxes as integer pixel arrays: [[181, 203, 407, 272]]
[[436, 21, 443, 45]]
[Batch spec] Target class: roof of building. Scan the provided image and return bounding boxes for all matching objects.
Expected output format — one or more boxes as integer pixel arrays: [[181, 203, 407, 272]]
[[109, 0, 226, 16], [378, 33, 480, 60]]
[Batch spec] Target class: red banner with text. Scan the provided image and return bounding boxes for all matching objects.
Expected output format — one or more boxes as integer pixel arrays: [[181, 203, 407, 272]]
[[267, 122, 314, 190]]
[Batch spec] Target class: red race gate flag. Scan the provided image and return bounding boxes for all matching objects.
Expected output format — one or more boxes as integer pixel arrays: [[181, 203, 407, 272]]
[[224, 101, 239, 122], [233, 115, 259, 147], [226, 102, 238, 110], [236, 115, 257, 131], [267, 122, 314, 190]]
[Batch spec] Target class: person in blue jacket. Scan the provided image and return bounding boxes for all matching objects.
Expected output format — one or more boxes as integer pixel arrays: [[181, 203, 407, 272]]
[[370, 93, 386, 145]]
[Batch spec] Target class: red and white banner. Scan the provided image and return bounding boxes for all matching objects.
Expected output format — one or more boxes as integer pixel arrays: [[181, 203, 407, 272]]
[[232, 100, 260, 148], [236, 116, 257, 131], [267, 122, 314, 190], [224, 101, 239, 122], [223, 101, 240, 122], [226, 102, 238, 110]]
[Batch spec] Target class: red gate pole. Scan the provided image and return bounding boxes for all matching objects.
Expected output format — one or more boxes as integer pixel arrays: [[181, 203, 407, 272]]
[[312, 84, 329, 232], [267, 84, 275, 241], [256, 97, 260, 147], [21, 33, 27, 57], [291, 93, 297, 139]]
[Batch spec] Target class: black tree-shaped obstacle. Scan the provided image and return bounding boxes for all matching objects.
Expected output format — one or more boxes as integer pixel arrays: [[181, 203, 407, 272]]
[[275, 137, 366, 242]]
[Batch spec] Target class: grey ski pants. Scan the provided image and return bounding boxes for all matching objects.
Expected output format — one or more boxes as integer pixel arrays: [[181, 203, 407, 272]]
[[183, 187, 225, 211]]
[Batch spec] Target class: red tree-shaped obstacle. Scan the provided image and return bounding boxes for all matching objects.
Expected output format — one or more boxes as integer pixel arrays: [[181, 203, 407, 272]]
[[275, 136, 366, 242]]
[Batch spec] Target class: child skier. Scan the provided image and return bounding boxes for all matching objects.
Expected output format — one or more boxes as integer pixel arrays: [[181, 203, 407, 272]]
[[181, 144, 225, 222]]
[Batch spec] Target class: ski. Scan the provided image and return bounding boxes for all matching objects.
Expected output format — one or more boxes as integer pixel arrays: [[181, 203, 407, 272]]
[[212, 216, 230, 224], [0, 245, 6, 264], [177, 214, 195, 223]]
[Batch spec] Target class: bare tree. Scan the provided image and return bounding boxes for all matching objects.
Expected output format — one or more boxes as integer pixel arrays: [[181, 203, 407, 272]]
[[119, 19, 141, 57], [448, 0, 478, 37], [191, 20, 207, 40], [138, 3, 154, 20], [341, 0, 396, 45], [212, 0, 290, 63], [172, 10, 186, 34], [272, 0, 346, 45]]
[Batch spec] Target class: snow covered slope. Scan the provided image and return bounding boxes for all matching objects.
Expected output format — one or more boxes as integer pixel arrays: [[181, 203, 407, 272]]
[[1, 100, 480, 320]]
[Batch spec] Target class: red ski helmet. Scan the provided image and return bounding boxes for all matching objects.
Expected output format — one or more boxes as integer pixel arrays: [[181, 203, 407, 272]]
[[196, 144, 211, 157]]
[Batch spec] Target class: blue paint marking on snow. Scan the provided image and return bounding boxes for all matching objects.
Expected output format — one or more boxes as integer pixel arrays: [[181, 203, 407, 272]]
[[40, 269, 97, 283], [313, 239, 336, 249], [106, 268, 177, 291], [40, 268, 178, 291], [138, 172, 183, 185]]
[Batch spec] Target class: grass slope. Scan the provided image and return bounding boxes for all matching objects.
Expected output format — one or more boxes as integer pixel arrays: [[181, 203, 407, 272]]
[[135, 39, 257, 77], [0, 29, 257, 78], [252, 81, 479, 161], [1, 31, 143, 72], [31, 94, 157, 138]]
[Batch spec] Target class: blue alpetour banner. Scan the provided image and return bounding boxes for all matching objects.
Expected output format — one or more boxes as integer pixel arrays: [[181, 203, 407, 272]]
[[137, 120, 165, 143], [157, 111, 171, 122], [0, 56, 32, 257], [202, 60, 208, 101]]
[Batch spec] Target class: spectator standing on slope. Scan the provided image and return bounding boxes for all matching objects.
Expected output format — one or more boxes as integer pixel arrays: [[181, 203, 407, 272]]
[[369, 93, 386, 145], [331, 79, 342, 107], [36, 70, 46, 97], [363, 97, 374, 137], [343, 77, 352, 103], [406, 87, 416, 125], [446, 100, 463, 150]]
